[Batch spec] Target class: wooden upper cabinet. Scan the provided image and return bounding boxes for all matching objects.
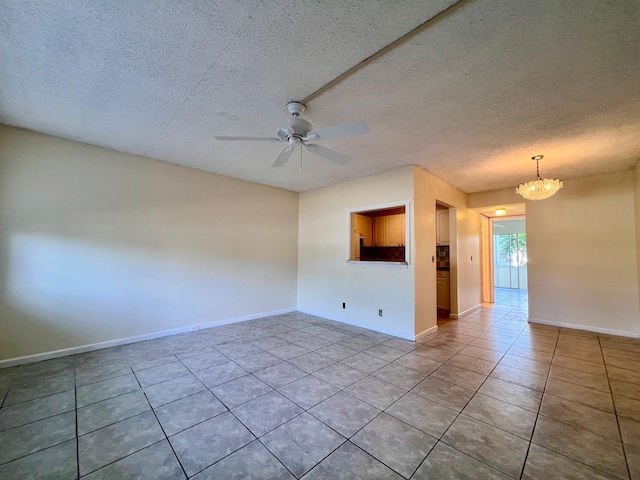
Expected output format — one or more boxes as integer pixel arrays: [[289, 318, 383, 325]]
[[385, 214, 404, 246], [436, 209, 450, 245], [353, 213, 373, 246], [362, 216, 373, 246], [373, 217, 386, 246], [373, 214, 405, 246]]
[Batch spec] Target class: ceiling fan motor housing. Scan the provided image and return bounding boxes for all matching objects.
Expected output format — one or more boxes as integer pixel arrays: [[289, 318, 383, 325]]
[[286, 101, 306, 117]]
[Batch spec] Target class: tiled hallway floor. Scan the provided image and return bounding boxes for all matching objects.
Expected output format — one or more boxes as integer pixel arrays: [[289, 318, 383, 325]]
[[1, 289, 640, 479]]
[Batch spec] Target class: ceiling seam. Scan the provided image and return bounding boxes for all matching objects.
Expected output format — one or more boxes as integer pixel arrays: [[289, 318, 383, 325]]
[[301, 0, 474, 105], [143, 10, 259, 156]]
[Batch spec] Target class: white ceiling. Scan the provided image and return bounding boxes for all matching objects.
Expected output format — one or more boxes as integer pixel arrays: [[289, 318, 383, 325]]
[[1, 0, 639, 193]]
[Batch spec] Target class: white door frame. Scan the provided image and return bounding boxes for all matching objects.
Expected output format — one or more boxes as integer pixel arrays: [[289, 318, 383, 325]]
[[480, 215, 494, 303]]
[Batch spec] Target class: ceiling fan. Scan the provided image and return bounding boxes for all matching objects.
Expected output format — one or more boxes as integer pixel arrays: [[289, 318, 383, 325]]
[[214, 97, 369, 167]]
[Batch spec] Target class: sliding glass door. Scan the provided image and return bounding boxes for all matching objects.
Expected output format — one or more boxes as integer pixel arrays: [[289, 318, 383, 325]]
[[494, 233, 528, 290]]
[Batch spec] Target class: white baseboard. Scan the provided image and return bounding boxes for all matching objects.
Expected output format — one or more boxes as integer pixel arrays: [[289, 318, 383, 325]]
[[528, 317, 640, 338], [449, 304, 481, 319], [297, 309, 415, 341], [0, 308, 296, 368], [415, 325, 438, 341]]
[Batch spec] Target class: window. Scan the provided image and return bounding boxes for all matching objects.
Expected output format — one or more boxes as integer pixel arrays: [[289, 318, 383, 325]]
[[347, 204, 408, 264]]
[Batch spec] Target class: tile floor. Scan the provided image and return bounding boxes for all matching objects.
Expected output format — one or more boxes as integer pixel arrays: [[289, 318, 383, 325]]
[[1, 288, 639, 478]]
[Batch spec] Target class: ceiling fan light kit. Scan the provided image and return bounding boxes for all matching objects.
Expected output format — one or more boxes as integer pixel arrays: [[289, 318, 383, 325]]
[[214, 97, 368, 168], [515, 155, 563, 200]]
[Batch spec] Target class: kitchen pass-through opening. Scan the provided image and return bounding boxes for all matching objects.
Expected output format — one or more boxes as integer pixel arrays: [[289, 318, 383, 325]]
[[348, 204, 407, 264]]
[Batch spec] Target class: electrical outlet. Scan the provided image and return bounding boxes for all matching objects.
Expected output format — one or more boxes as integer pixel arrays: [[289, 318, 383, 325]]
[[342, 302, 346, 309], [378, 309, 383, 316]]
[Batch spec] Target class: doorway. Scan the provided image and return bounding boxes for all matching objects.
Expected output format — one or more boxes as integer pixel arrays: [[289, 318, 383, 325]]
[[435, 203, 451, 318], [493, 218, 527, 290], [481, 215, 528, 307]]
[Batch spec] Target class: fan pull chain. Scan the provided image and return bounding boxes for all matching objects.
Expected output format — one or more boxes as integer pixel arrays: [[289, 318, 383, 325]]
[[300, 145, 303, 173]]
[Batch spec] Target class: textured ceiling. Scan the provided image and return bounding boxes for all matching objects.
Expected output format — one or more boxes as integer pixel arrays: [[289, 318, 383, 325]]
[[1, 0, 639, 193]]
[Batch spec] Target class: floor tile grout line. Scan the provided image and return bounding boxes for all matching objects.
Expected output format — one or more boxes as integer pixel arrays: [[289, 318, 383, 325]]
[[305, 405, 408, 477], [182, 315, 410, 474], [147, 410, 189, 479], [175, 339, 354, 475], [0, 437, 76, 469], [0, 379, 12, 409], [273, 432, 345, 480], [432, 314, 533, 476], [74, 361, 80, 479], [214, 408, 309, 476], [598, 333, 633, 480], [417, 297, 533, 478], [132, 363, 190, 480], [210, 375, 273, 411], [388, 300, 524, 476], [74, 359, 162, 465], [77, 439, 170, 478], [437, 437, 520, 479], [360, 427, 433, 480], [2, 378, 76, 407], [441, 440, 522, 478], [0, 413, 79, 464], [254, 436, 301, 479], [368, 408, 441, 479], [523, 330, 631, 480], [252, 363, 425, 477], [0, 399, 77, 433], [517, 321, 559, 480]]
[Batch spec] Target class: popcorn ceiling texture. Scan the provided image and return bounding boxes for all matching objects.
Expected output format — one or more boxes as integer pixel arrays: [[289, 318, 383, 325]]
[[0, 0, 639, 193]]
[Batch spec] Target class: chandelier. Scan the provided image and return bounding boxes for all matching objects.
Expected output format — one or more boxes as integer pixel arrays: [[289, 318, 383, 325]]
[[515, 155, 563, 200]]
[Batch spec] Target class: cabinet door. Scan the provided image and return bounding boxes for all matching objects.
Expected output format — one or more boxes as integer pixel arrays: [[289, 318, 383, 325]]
[[362, 216, 373, 246], [354, 213, 364, 234], [437, 278, 450, 309], [385, 214, 405, 246], [437, 210, 450, 245], [374, 217, 386, 246], [354, 214, 374, 246], [373, 214, 406, 246]]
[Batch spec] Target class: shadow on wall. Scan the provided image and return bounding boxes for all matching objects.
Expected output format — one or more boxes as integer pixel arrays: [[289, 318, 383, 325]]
[[1, 303, 89, 362], [0, 232, 274, 360]]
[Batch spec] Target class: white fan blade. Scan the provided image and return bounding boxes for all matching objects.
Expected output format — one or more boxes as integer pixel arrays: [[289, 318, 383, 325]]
[[272, 146, 295, 167], [250, 97, 291, 130], [305, 120, 368, 141], [214, 136, 281, 142], [305, 144, 351, 165]]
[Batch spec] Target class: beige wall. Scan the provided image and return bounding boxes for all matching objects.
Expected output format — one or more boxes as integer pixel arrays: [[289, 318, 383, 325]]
[[412, 168, 435, 336], [454, 206, 482, 317], [470, 171, 640, 336], [528, 171, 639, 335], [413, 167, 482, 334], [0, 126, 299, 360], [297, 165, 481, 339], [297, 167, 416, 338], [634, 161, 640, 320]]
